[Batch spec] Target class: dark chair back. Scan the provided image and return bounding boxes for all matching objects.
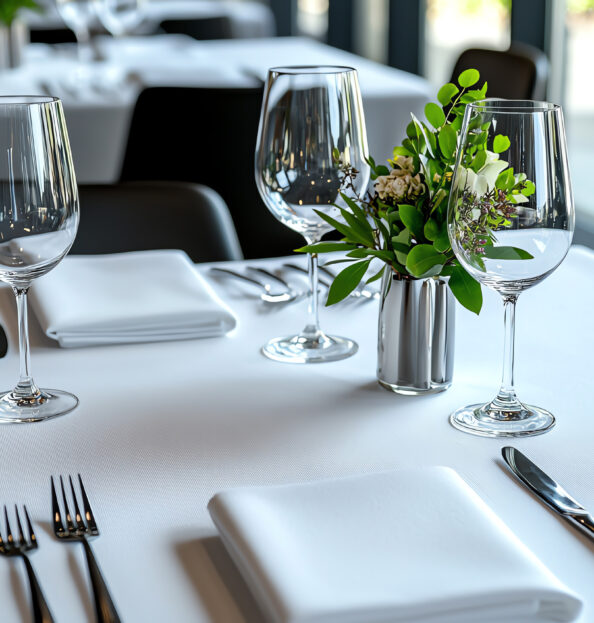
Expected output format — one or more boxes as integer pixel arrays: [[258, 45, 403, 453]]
[[71, 181, 243, 262], [119, 86, 304, 259], [159, 16, 233, 40], [450, 43, 549, 100]]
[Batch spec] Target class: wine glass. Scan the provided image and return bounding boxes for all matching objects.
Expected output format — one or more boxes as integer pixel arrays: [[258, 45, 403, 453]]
[[255, 66, 370, 364], [55, 0, 97, 63], [448, 99, 574, 437], [93, 0, 145, 37], [0, 96, 80, 422]]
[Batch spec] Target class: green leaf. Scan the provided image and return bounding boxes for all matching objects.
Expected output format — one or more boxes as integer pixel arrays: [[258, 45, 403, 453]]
[[424, 218, 440, 241], [340, 194, 374, 237], [405, 245, 447, 278], [438, 125, 457, 160], [406, 120, 417, 139], [448, 265, 482, 314], [493, 134, 511, 153], [391, 229, 410, 265], [346, 249, 371, 258], [451, 116, 463, 133], [332, 147, 340, 161], [470, 149, 487, 172], [425, 102, 446, 129], [433, 227, 451, 253], [326, 260, 371, 306], [483, 246, 534, 260], [437, 83, 459, 106], [495, 168, 515, 191], [313, 210, 372, 247], [393, 145, 414, 158], [522, 180, 536, 196], [399, 204, 424, 239], [366, 265, 386, 284], [295, 242, 356, 254], [458, 68, 480, 88]]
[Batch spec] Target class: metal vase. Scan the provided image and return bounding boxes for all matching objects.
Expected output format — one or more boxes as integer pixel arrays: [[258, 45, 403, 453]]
[[0, 21, 27, 70], [377, 272, 455, 395]]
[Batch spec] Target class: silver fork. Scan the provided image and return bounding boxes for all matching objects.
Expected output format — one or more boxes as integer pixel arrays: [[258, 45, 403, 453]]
[[0, 505, 55, 623], [209, 266, 301, 303], [51, 475, 121, 623], [282, 262, 379, 301]]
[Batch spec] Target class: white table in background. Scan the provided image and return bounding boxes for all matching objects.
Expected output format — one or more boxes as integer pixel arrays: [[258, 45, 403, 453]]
[[0, 36, 432, 183], [25, 0, 276, 39], [0, 246, 591, 622]]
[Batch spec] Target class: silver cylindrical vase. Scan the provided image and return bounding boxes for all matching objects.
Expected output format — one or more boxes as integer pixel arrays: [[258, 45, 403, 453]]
[[377, 272, 455, 395]]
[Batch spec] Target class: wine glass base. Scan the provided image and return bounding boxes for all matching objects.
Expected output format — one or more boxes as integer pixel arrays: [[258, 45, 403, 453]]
[[0, 389, 79, 423], [262, 333, 358, 364], [449, 402, 555, 438]]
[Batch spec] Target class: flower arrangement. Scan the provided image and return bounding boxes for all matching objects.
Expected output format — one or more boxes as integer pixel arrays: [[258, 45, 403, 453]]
[[297, 68, 533, 314], [0, 0, 40, 27]]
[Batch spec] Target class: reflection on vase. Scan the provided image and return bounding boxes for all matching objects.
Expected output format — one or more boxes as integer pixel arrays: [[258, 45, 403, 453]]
[[377, 273, 455, 395]]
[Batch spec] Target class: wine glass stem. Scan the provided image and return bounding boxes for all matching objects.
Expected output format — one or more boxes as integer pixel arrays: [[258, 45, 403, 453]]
[[492, 293, 521, 411], [75, 27, 93, 64], [13, 287, 40, 399], [304, 251, 321, 338]]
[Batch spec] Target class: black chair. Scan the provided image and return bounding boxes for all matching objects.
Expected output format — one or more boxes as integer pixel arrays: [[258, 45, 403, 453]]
[[119, 86, 305, 259], [159, 16, 233, 40], [71, 181, 243, 262], [450, 43, 549, 100]]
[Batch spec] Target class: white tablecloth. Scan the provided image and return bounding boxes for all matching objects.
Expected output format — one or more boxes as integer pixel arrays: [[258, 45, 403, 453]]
[[0, 247, 592, 622], [25, 0, 276, 39], [0, 36, 431, 183]]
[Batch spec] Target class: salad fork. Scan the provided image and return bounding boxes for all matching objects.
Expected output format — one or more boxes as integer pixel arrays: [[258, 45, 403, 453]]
[[0, 505, 55, 623], [51, 475, 121, 623]]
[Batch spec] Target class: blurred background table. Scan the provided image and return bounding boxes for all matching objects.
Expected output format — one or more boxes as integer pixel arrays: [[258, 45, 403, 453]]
[[0, 35, 431, 184]]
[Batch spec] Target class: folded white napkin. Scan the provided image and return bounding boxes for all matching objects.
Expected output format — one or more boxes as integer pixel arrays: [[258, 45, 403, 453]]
[[29, 250, 236, 347], [208, 467, 582, 623]]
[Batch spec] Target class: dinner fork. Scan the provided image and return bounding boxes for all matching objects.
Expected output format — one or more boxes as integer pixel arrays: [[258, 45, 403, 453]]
[[51, 475, 121, 623], [0, 505, 55, 623], [210, 266, 300, 303]]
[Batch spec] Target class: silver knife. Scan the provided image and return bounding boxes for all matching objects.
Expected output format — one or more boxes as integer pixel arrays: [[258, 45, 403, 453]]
[[502, 446, 594, 542]]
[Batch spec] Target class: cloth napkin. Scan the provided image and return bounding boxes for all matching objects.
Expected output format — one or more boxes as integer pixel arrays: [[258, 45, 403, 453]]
[[208, 467, 582, 623], [29, 250, 236, 347]]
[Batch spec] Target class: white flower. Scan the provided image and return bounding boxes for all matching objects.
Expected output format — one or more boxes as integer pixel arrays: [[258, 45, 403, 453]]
[[375, 169, 424, 202], [456, 150, 508, 196], [393, 155, 415, 174]]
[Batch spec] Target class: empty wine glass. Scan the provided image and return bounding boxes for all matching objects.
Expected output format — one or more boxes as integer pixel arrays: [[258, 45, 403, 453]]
[[0, 96, 79, 422], [55, 0, 97, 63], [448, 99, 574, 437], [93, 0, 145, 37], [255, 66, 370, 363]]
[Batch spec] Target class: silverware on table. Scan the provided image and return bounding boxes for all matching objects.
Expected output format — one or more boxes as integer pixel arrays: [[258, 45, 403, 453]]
[[502, 446, 594, 542], [209, 266, 300, 303], [282, 262, 379, 301], [51, 475, 121, 623], [0, 505, 55, 623]]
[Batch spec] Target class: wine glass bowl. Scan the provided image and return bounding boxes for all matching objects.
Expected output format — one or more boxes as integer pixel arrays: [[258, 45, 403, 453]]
[[0, 96, 79, 422], [55, 0, 97, 63], [255, 66, 370, 363], [93, 0, 145, 37], [448, 99, 574, 437]]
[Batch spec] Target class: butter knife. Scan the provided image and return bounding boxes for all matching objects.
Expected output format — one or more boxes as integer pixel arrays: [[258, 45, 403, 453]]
[[502, 446, 594, 542]]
